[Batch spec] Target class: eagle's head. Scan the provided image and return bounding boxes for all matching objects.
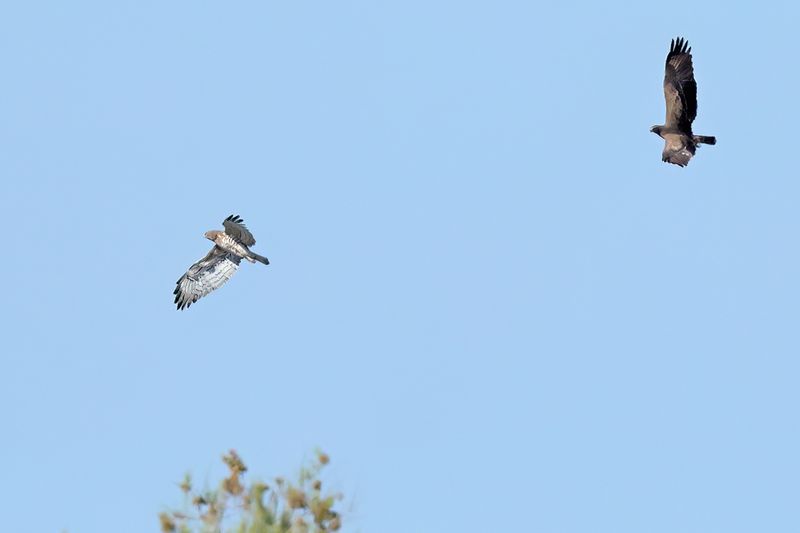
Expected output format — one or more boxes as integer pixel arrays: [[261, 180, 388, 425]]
[[650, 125, 663, 135], [204, 230, 221, 241]]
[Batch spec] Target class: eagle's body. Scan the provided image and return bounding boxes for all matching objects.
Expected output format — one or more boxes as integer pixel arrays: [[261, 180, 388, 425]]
[[651, 37, 716, 167], [174, 215, 269, 310], [205, 230, 257, 263]]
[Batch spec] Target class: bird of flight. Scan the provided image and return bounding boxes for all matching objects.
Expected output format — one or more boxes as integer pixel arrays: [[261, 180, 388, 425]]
[[174, 215, 269, 310], [651, 37, 716, 167]]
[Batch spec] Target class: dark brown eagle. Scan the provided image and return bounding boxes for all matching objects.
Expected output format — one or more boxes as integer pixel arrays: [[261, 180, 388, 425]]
[[173, 215, 269, 310], [651, 37, 716, 167]]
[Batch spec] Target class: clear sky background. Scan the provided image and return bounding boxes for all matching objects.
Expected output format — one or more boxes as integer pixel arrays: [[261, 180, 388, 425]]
[[2, 1, 799, 532]]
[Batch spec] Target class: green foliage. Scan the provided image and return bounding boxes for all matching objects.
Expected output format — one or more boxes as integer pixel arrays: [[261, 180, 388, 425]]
[[159, 450, 343, 533]]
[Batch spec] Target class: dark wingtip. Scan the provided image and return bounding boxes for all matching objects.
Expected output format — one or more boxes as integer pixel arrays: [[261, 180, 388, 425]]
[[668, 37, 692, 56]]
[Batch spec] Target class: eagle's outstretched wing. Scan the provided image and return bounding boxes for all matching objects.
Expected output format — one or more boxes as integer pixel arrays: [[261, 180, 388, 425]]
[[173, 247, 242, 310], [223, 214, 255, 246], [663, 37, 697, 133]]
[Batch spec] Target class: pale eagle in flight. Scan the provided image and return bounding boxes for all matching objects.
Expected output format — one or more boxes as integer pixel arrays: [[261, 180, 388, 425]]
[[174, 215, 269, 310]]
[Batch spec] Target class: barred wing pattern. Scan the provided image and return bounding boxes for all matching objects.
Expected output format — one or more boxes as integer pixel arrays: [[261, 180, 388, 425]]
[[174, 247, 242, 310]]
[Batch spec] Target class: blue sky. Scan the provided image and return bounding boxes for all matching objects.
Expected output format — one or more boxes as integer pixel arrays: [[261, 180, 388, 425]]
[[2, 1, 799, 532]]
